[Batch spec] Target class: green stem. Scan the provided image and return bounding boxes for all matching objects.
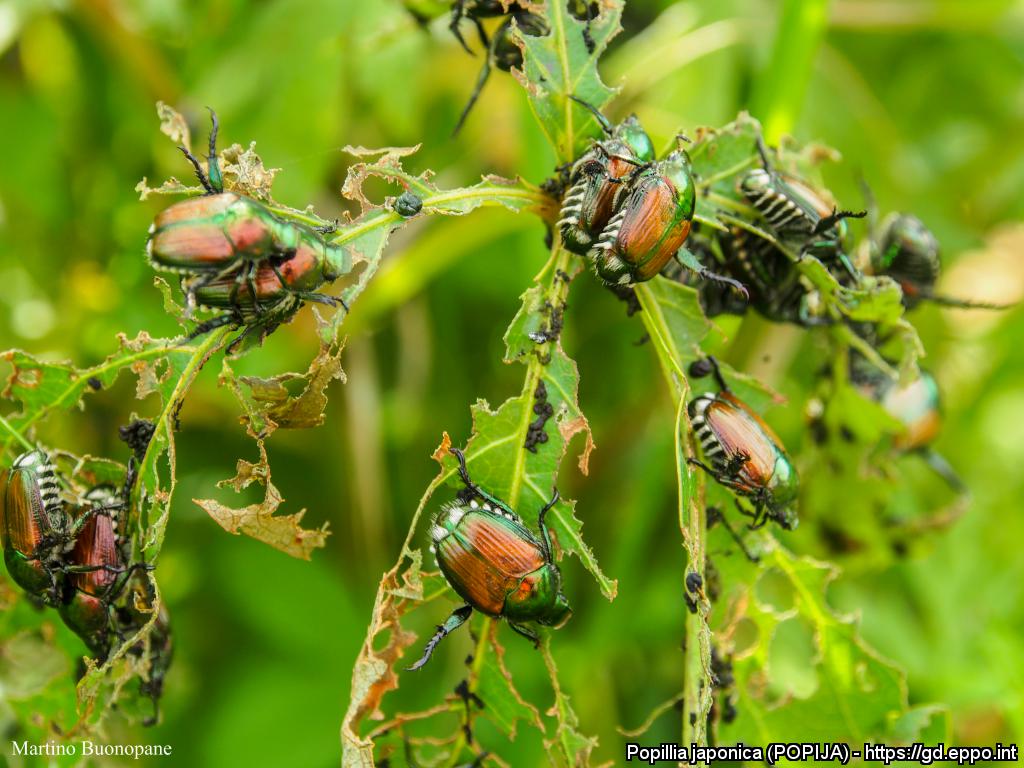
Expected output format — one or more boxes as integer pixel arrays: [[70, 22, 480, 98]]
[[441, 624, 491, 768], [0, 413, 34, 452], [634, 283, 712, 746], [131, 326, 232, 550]]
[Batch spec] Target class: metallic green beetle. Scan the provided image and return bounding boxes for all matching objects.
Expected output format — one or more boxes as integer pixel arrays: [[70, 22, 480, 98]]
[[687, 357, 799, 537], [408, 448, 571, 670], [739, 136, 864, 284], [1, 450, 78, 606], [588, 149, 699, 285], [146, 111, 349, 317], [870, 213, 1008, 311], [558, 97, 656, 256]]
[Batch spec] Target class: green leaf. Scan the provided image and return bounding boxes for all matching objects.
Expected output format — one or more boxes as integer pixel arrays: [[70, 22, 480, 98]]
[[476, 630, 544, 738], [716, 544, 938, 744], [513, 1, 623, 162]]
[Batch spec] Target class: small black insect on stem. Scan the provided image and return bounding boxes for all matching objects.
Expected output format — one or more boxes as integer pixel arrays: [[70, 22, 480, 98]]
[[524, 380, 554, 452], [453, 678, 485, 744], [528, 300, 566, 347], [608, 283, 641, 316], [119, 418, 156, 461]]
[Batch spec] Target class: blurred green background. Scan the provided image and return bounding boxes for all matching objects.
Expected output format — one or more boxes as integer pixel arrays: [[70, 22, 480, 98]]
[[1, 0, 1023, 765]]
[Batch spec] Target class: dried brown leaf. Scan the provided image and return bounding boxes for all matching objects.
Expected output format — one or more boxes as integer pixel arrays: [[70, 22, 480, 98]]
[[194, 442, 329, 560]]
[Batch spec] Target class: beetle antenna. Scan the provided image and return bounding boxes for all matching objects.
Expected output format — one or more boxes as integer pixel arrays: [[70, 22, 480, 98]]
[[568, 94, 613, 136], [449, 447, 485, 499], [537, 487, 560, 559], [754, 133, 774, 174], [813, 207, 867, 236], [178, 146, 215, 194]]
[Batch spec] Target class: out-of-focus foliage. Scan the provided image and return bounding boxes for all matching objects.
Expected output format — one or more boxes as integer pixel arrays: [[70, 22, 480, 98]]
[[0, 0, 1022, 765]]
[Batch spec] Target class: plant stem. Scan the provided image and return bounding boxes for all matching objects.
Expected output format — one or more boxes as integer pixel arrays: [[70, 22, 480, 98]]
[[0, 413, 34, 452], [634, 282, 712, 746]]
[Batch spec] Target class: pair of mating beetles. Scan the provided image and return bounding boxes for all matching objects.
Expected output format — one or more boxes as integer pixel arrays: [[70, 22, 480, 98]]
[[147, 112, 421, 347], [0, 450, 172, 725], [410, 357, 798, 669]]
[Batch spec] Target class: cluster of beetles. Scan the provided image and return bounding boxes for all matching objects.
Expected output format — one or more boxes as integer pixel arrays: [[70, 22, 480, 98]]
[[403, 98, 1004, 665], [1, 0, 1009, 722], [0, 448, 171, 724]]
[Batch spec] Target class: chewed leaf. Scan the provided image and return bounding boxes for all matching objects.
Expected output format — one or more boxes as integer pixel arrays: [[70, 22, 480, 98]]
[[316, 148, 545, 346], [715, 544, 940, 743], [476, 625, 544, 738], [513, 1, 623, 161], [222, 340, 346, 438], [156, 100, 191, 149], [194, 442, 330, 560], [134, 176, 192, 200], [342, 547, 428, 767], [220, 141, 280, 201]]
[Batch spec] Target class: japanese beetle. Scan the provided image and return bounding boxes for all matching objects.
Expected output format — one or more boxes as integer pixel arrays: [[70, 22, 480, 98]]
[[852, 362, 964, 492], [58, 486, 142, 657], [589, 149, 697, 285], [870, 213, 1008, 311], [558, 98, 654, 255], [739, 136, 864, 283], [190, 231, 345, 320], [1, 450, 75, 606], [147, 111, 348, 317], [408, 448, 571, 671], [711, 226, 824, 325], [687, 357, 799, 530]]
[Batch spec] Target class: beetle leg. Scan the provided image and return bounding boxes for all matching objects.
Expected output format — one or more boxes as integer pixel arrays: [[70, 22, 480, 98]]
[[449, 0, 476, 55], [184, 312, 241, 343], [916, 448, 967, 495], [508, 622, 540, 648], [450, 447, 486, 499], [695, 267, 749, 300], [919, 292, 1012, 310], [687, 456, 724, 481], [471, 16, 489, 53], [700, 356, 730, 393], [743, 498, 770, 530], [706, 503, 759, 563], [753, 133, 776, 175], [408, 604, 474, 671], [452, 44, 493, 135], [244, 263, 264, 316], [293, 290, 348, 310]]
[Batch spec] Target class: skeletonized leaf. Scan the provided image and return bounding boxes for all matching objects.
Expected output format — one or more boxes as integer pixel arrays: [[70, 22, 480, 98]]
[[194, 442, 329, 560]]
